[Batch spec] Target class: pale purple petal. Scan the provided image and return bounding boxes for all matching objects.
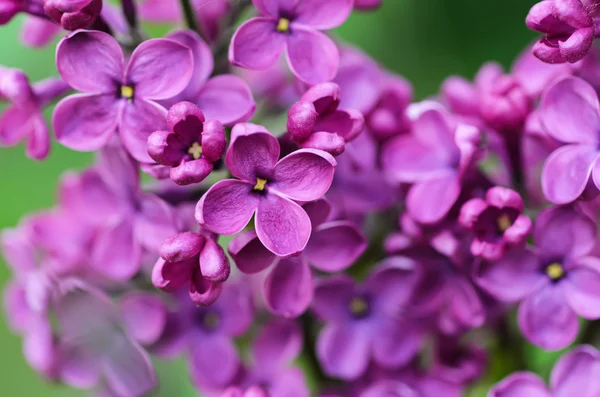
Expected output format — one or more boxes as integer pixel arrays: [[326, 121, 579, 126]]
[[53, 94, 120, 151], [255, 194, 312, 257], [134, 194, 179, 253], [285, 26, 339, 85], [25, 114, 50, 160], [166, 30, 213, 99], [229, 18, 286, 70], [56, 30, 124, 93], [316, 323, 370, 380], [226, 125, 279, 181], [152, 257, 194, 292], [196, 179, 259, 235], [91, 219, 141, 281], [367, 257, 420, 312], [489, 373, 551, 397], [563, 258, 600, 319], [3, 281, 33, 332], [218, 283, 254, 336], [171, 158, 214, 185], [20, 16, 61, 48], [406, 173, 461, 224], [190, 336, 239, 388], [551, 345, 600, 397], [195, 75, 256, 125], [120, 292, 167, 345], [293, 0, 353, 30], [302, 199, 331, 228], [23, 316, 56, 377], [315, 109, 364, 142], [228, 231, 277, 274], [126, 38, 193, 100], [252, 318, 303, 368], [311, 276, 355, 322], [189, 272, 222, 305], [0, 107, 31, 146], [306, 221, 366, 272], [269, 368, 310, 397], [120, 98, 168, 162], [264, 257, 313, 318], [371, 319, 422, 369]]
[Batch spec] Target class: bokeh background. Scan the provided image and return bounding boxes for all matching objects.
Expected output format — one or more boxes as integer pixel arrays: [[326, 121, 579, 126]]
[[0, 0, 551, 395]]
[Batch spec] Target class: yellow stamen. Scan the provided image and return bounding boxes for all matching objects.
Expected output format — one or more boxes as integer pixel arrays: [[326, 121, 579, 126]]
[[276, 17, 290, 33], [349, 296, 368, 316], [188, 142, 203, 160], [497, 214, 512, 233], [546, 262, 565, 280], [203, 311, 220, 329], [253, 178, 267, 191], [121, 85, 134, 99]]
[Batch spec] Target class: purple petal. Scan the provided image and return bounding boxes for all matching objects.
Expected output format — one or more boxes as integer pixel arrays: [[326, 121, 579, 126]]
[[285, 26, 339, 85], [134, 194, 179, 252], [120, 292, 167, 345], [190, 336, 239, 388], [406, 173, 461, 224], [195, 75, 256, 126], [540, 77, 600, 144], [367, 257, 420, 312], [439, 277, 485, 334], [126, 38, 193, 100], [372, 319, 422, 369], [252, 318, 303, 368], [255, 194, 312, 256], [199, 238, 230, 282], [294, 0, 353, 29], [189, 272, 222, 306], [152, 257, 194, 292], [217, 283, 254, 336], [102, 338, 157, 397], [518, 284, 579, 350], [166, 30, 213, 100], [228, 231, 277, 274], [489, 373, 551, 397], [299, 131, 345, 155], [271, 148, 337, 201], [53, 94, 120, 151], [229, 18, 286, 70], [0, 106, 31, 146], [264, 257, 313, 318], [91, 219, 141, 281], [311, 276, 355, 322], [302, 199, 331, 228], [120, 98, 168, 162], [306, 221, 366, 272], [170, 158, 214, 185], [59, 345, 101, 389], [25, 114, 50, 160], [551, 345, 600, 397], [563, 258, 600, 319], [196, 179, 258, 235], [3, 281, 33, 333], [23, 316, 56, 377], [269, 368, 310, 397], [56, 30, 123, 93], [475, 248, 546, 302], [316, 323, 370, 380], [20, 16, 61, 48], [560, 27, 594, 63], [225, 124, 279, 182], [315, 109, 364, 142]]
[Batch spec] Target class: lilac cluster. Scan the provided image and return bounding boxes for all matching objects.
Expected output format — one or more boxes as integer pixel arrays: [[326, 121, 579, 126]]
[[4, 0, 600, 396]]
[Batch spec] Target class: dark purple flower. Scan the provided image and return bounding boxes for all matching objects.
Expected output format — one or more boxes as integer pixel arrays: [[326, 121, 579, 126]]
[[229, 0, 353, 84], [459, 187, 532, 260], [526, 0, 600, 64], [148, 101, 226, 185], [287, 82, 364, 156], [44, 0, 102, 30], [311, 259, 423, 380], [196, 123, 337, 257], [476, 206, 600, 350], [53, 29, 193, 162], [489, 345, 600, 396]]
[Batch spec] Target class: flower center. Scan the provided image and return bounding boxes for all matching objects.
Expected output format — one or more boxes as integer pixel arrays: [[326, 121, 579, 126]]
[[188, 142, 203, 160], [546, 262, 565, 281], [276, 17, 290, 33], [253, 178, 267, 191], [202, 311, 220, 330], [496, 214, 512, 233], [121, 85, 134, 99], [349, 296, 369, 318]]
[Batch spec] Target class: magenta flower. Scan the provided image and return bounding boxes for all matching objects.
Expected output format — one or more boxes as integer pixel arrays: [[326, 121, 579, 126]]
[[540, 77, 600, 204], [196, 123, 337, 257], [489, 345, 600, 397], [53, 29, 194, 162], [287, 82, 364, 156], [229, 0, 353, 85], [476, 206, 600, 350], [354, 0, 382, 10], [459, 187, 532, 260], [44, 0, 102, 30], [526, 0, 600, 64], [366, 74, 413, 143], [222, 386, 269, 397], [148, 101, 226, 185], [20, 16, 62, 48], [0, 68, 69, 159]]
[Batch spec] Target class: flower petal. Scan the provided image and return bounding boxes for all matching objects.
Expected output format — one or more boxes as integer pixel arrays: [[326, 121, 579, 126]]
[[25, 114, 50, 160], [285, 26, 339, 85], [252, 318, 303, 368], [311, 276, 355, 322], [229, 17, 286, 70], [120, 292, 167, 345], [126, 38, 193, 100], [56, 30, 123, 93], [305, 221, 366, 272], [195, 75, 256, 126], [166, 30, 213, 100], [119, 98, 168, 163], [372, 319, 422, 369], [294, 0, 353, 30], [563, 258, 600, 319], [190, 336, 239, 389], [406, 173, 461, 224], [228, 231, 277, 274], [91, 219, 141, 281], [255, 194, 312, 256], [264, 257, 313, 318], [489, 373, 551, 397], [316, 323, 370, 380], [551, 345, 600, 397], [226, 124, 280, 181], [542, 144, 597, 204], [196, 179, 259, 235]]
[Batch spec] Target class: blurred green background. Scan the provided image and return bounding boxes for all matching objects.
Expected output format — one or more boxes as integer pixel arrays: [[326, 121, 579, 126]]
[[0, 0, 547, 395]]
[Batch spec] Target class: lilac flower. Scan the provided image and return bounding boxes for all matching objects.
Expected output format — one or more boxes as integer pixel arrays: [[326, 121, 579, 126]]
[[161, 30, 256, 125], [539, 77, 600, 204], [312, 259, 423, 380], [53, 29, 194, 162], [0, 68, 69, 159], [118, 292, 168, 348], [526, 0, 600, 64], [228, 199, 367, 317], [196, 123, 336, 257], [366, 74, 413, 143], [382, 108, 482, 224], [152, 229, 229, 306], [222, 386, 269, 397], [287, 82, 364, 156], [148, 101, 226, 185], [44, 0, 102, 30], [489, 345, 600, 397], [0, 0, 46, 24], [476, 205, 600, 350], [229, 0, 354, 85], [20, 16, 62, 47], [459, 187, 532, 260]]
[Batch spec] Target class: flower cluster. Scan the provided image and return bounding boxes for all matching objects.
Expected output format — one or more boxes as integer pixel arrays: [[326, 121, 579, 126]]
[[3, 0, 600, 396]]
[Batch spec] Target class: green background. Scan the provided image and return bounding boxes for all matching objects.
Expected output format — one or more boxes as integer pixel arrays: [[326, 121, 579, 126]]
[[0, 0, 554, 395]]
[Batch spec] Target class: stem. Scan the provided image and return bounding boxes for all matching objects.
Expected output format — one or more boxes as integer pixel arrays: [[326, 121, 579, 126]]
[[180, 0, 200, 32], [581, 320, 600, 345], [89, 16, 114, 36], [121, 0, 138, 29], [503, 130, 524, 192], [212, 0, 253, 74], [497, 315, 527, 370], [300, 313, 327, 388]]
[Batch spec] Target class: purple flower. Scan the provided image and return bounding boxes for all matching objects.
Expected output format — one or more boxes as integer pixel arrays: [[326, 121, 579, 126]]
[[382, 108, 482, 224], [287, 82, 364, 156], [196, 123, 337, 257], [353, 0, 382, 10], [20, 15, 62, 47], [152, 230, 229, 305], [44, 0, 102, 30], [476, 205, 600, 350], [222, 386, 269, 397], [311, 259, 423, 380], [366, 74, 413, 143], [148, 101, 226, 185], [539, 77, 600, 204], [459, 187, 532, 260], [229, 0, 353, 85], [526, 0, 600, 64], [53, 29, 194, 162], [228, 199, 367, 317], [0, 68, 69, 159], [489, 345, 600, 397]]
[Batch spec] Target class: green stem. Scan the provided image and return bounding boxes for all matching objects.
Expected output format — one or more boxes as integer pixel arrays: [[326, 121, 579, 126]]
[[180, 0, 200, 32]]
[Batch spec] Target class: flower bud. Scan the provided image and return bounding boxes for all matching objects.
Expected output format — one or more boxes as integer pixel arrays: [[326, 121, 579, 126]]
[[0, 1, 22, 25], [44, 0, 103, 31], [199, 238, 230, 282], [287, 100, 318, 141]]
